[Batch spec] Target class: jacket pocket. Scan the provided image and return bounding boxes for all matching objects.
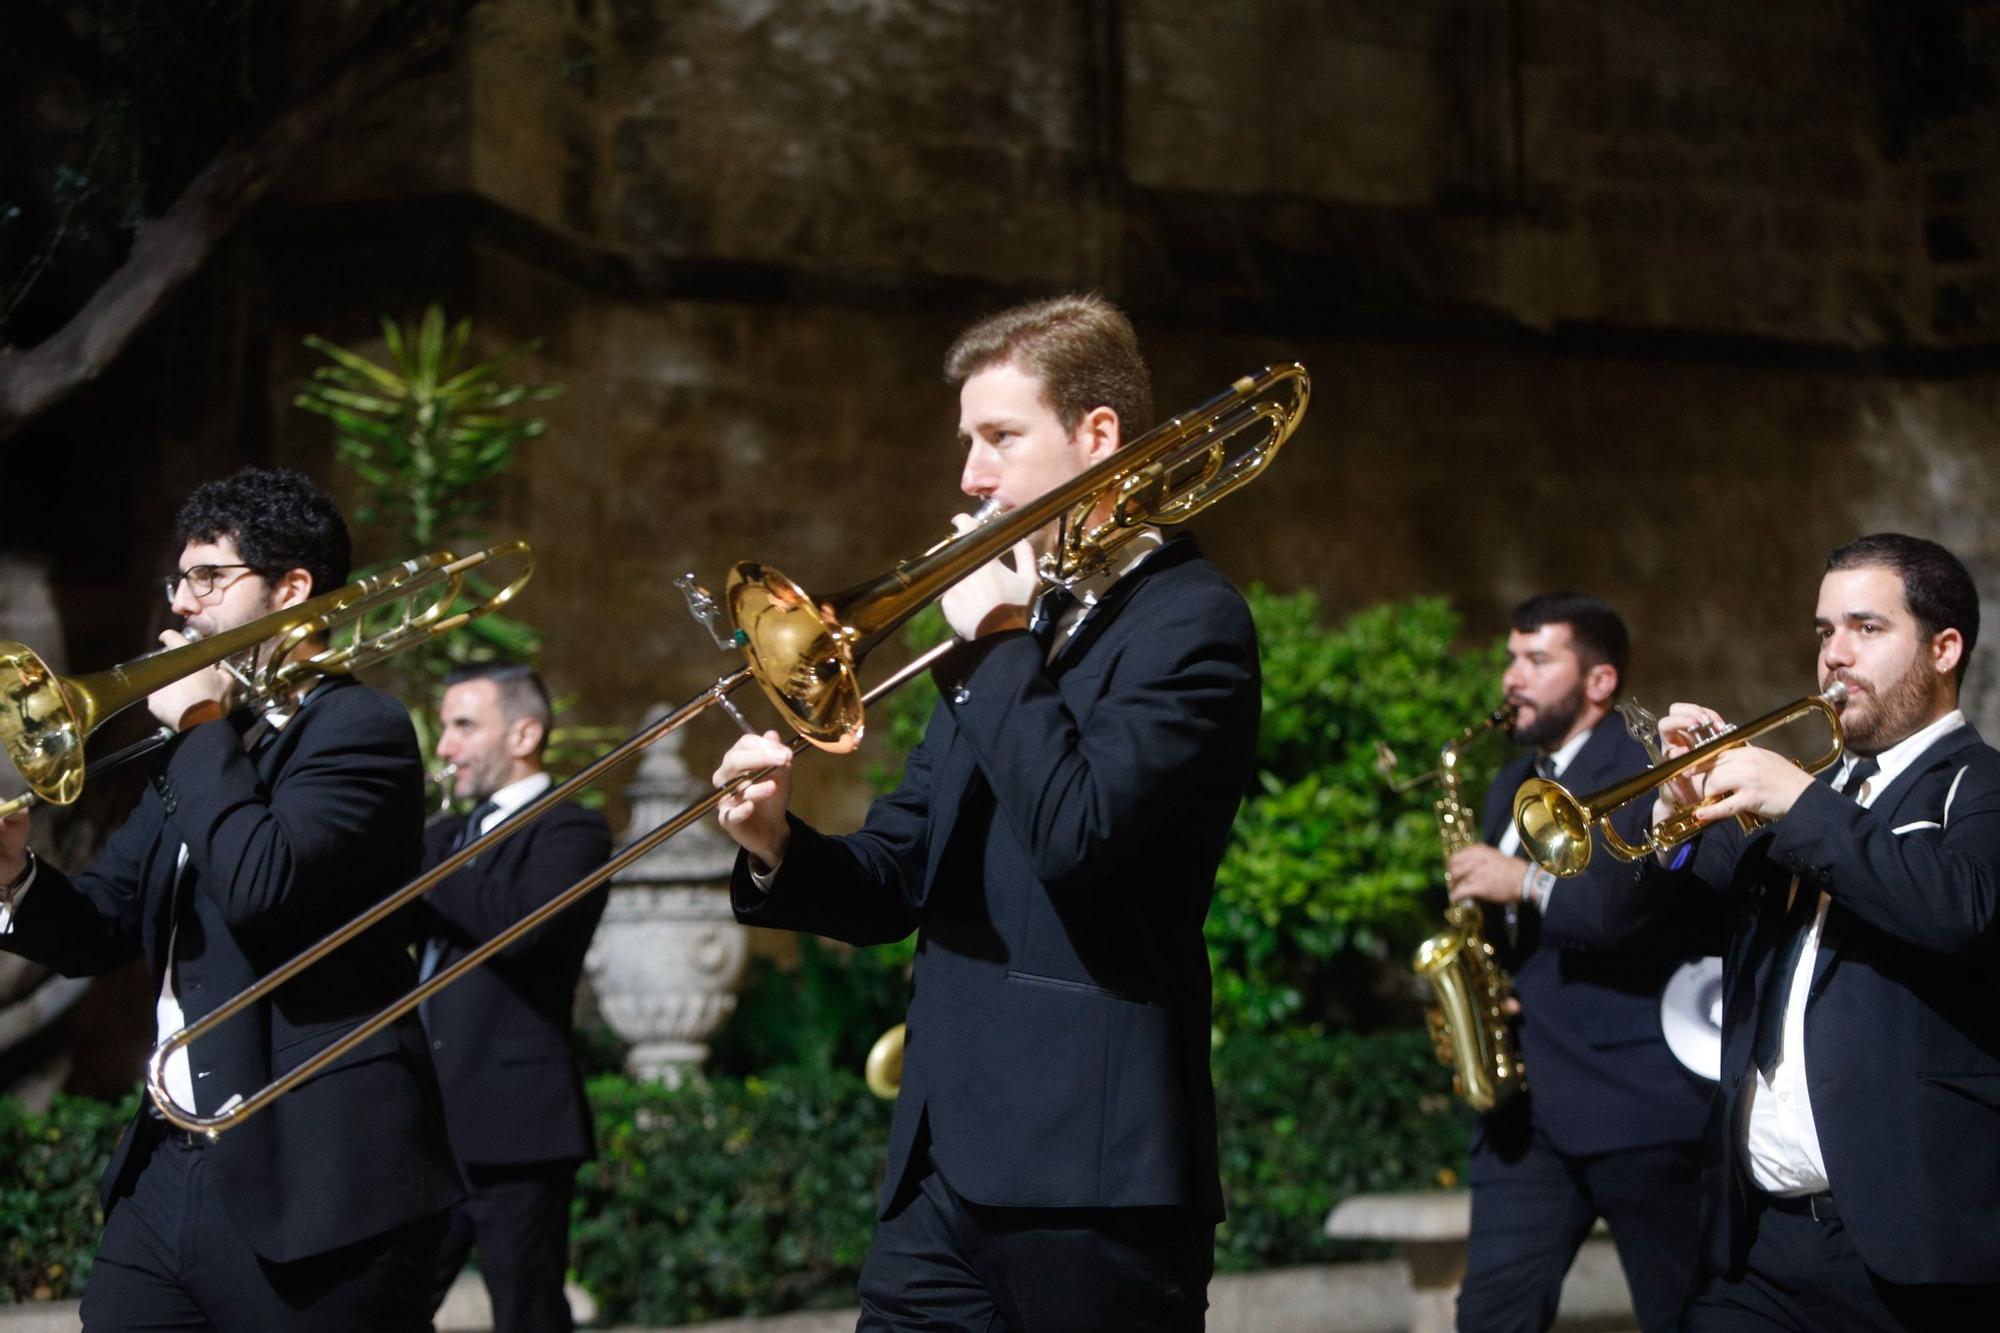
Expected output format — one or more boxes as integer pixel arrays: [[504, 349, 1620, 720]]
[[1920, 1071, 2000, 1110], [1005, 969, 1154, 1008]]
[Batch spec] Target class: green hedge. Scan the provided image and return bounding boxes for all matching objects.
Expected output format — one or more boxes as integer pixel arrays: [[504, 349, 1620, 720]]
[[571, 1029, 1469, 1325], [0, 1093, 132, 1302], [2, 1034, 1467, 1321]]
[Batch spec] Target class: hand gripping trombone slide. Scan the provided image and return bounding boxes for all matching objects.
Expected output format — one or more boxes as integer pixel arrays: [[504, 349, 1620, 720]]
[[146, 362, 1312, 1136]]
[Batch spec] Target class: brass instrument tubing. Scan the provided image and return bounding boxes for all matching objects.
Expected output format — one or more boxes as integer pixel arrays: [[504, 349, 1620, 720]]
[[147, 643, 964, 1136]]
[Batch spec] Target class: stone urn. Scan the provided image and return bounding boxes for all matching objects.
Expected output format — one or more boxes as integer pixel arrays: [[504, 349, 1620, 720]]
[[583, 714, 747, 1085]]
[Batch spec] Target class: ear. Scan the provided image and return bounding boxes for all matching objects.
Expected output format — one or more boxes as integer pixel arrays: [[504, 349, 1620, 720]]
[[1931, 627, 1965, 683], [1583, 662, 1620, 708], [507, 715, 545, 761], [270, 567, 315, 610], [1075, 405, 1121, 463]]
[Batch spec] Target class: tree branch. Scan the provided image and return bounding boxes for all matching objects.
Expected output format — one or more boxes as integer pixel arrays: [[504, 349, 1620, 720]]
[[0, 0, 474, 445]]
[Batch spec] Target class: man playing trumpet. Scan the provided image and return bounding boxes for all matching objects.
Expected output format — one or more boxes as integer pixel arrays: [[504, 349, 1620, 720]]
[[0, 467, 459, 1331], [1615, 533, 1999, 1330]]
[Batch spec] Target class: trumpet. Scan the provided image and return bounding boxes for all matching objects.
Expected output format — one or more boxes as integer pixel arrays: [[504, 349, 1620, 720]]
[[1, 542, 534, 820], [1513, 683, 1847, 877], [146, 363, 1312, 1137]]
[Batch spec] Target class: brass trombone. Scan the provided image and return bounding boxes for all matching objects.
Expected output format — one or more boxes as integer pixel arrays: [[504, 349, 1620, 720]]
[[147, 362, 1311, 1136], [1, 542, 534, 819], [1512, 683, 1847, 878]]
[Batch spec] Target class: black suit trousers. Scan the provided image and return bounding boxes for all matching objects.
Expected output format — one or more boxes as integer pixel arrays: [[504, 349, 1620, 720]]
[[1458, 1102, 1702, 1333], [425, 1160, 578, 1333], [1688, 1195, 1994, 1333], [857, 1155, 1212, 1333], [82, 1131, 444, 1332]]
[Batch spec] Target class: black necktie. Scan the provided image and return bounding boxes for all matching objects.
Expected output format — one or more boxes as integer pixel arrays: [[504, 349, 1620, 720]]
[[452, 800, 499, 854], [1029, 586, 1079, 653], [1752, 757, 1877, 1078]]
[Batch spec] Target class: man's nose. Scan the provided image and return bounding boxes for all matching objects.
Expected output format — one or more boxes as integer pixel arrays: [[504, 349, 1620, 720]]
[[960, 447, 997, 499]]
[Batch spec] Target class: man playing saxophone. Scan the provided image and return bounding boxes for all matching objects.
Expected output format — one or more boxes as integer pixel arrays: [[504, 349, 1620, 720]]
[[1444, 593, 1708, 1333]]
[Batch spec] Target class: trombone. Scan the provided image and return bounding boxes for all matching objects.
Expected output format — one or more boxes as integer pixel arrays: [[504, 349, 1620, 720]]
[[1, 542, 535, 820], [147, 362, 1312, 1136], [1512, 683, 1847, 878]]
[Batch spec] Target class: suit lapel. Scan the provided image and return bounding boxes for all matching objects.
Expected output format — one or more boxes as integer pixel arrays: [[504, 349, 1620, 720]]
[[1808, 724, 1983, 994]]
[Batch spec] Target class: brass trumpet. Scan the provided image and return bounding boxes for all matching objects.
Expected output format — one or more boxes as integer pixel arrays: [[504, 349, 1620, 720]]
[[146, 363, 1312, 1137], [1, 542, 534, 819], [1513, 683, 1847, 878]]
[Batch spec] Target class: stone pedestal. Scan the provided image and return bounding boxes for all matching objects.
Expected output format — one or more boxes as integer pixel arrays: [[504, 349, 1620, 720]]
[[583, 716, 746, 1086]]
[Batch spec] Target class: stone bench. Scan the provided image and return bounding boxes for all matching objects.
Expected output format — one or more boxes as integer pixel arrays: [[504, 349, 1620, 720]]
[[1325, 1190, 1636, 1333]]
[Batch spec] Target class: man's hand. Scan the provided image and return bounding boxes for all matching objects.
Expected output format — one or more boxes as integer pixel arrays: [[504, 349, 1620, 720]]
[[0, 812, 29, 887], [1447, 844, 1530, 905], [713, 731, 795, 871], [939, 513, 1038, 641], [145, 630, 232, 732], [1691, 746, 1816, 825], [1648, 701, 1726, 834]]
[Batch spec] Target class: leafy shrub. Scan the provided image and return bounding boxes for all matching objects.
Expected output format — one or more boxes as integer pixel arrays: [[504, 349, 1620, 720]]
[[1207, 590, 1505, 1034], [1212, 1028, 1470, 1271], [0, 1038, 1467, 1321], [571, 1069, 886, 1324], [0, 1093, 133, 1302]]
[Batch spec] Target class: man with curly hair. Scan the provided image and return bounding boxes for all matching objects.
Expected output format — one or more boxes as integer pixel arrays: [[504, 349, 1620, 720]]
[[0, 466, 460, 1331]]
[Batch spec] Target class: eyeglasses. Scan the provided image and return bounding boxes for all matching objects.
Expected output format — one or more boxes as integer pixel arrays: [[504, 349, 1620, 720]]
[[164, 564, 261, 604]]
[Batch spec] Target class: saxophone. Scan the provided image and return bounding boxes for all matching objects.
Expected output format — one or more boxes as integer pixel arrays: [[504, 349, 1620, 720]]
[[1377, 705, 1526, 1113]]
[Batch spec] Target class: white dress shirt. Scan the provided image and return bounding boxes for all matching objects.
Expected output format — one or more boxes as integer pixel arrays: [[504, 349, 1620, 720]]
[[1742, 707, 1965, 1195]]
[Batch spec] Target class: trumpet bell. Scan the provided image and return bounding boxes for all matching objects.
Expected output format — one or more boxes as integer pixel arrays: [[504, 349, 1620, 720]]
[[0, 642, 91, 809], [725, 562, 865, 753], [1513, 776, 1594, 878]]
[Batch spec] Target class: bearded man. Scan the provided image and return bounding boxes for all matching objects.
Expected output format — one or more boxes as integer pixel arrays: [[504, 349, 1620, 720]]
[[1621, 533, 2000, 1330], [1445, 593, 1710, 1332]]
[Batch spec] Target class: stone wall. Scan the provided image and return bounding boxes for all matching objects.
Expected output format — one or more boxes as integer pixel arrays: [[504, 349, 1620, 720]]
[[10, 0, 2000, 836], [237, 0, 2000, 830]]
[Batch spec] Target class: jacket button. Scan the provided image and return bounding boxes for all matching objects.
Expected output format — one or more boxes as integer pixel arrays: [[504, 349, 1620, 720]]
[[951, 685, 971, 705], [432, 1039, 444, 1051]]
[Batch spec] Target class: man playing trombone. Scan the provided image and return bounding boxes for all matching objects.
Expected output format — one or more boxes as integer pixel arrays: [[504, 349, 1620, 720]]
[[712, 296, 1261, 1332], [1609, 533, 1999, 1329], [0, 467, 460, 1330]]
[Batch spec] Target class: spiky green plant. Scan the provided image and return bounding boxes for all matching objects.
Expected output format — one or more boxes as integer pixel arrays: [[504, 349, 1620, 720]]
[[295, 304, 567, 768]]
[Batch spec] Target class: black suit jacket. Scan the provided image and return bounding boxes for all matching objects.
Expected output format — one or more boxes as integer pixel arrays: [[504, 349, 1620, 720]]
[[413, 796, 611, 1167], [0, 677, 462, 1263], [733, 534, 1259, 1220], [1622, 721, 2000, 1286], [1477, 717, 1712, 1156]]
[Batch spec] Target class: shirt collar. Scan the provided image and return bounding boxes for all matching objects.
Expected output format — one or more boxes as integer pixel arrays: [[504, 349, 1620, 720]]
[[484, 771, 553, 824], [1540, 721, 1596, 779], [1837, 707, 1964, 803], [1065, 526, 1164, 612]]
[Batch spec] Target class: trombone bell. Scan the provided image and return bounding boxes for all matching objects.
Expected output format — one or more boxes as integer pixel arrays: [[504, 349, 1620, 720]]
[[0, 642, 92, 812]]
